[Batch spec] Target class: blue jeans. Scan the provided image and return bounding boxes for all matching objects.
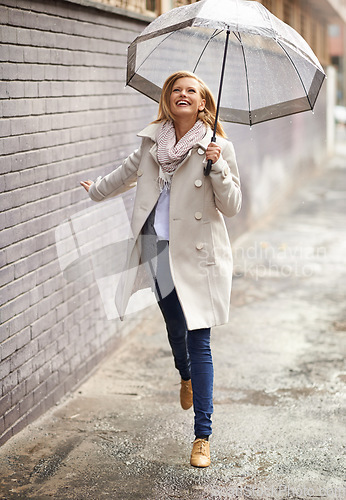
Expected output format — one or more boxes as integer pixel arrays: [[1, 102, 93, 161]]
[[154, 242, 214, 438]]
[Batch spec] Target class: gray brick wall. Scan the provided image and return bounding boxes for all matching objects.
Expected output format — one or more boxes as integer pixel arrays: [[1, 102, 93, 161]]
[[0, 0, 157, 446], [0, 0, 328, 446]]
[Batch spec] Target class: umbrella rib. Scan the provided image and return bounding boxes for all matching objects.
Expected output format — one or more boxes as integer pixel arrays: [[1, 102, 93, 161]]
[[237, 32, 252, 126], [276, 40, 312, 109], [193, 29, 223, 73]]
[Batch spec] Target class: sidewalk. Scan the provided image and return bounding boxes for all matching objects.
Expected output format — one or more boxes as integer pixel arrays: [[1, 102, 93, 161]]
[[0, 141, 345, 500]]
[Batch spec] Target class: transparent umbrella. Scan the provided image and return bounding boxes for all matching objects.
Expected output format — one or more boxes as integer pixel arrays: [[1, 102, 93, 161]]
[[127, 0, 326, 174]]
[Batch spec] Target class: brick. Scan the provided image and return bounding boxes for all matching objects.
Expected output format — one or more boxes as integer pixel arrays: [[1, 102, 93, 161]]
[[0, 5, 9, 25], [6, 44, 24, 63], [38, 359, 52, 385], [3, 171, 21, 191], [23, 305, 39, 330], [31, 232, 50, 254], [18, 133, 35, 153], [0, 416, 4, 436], [31, 29, 57, 49], [1, 292, 31, 322], [36, 261, 60, 286], [0, 357, 11, 380], [51, 351, 65, 372], [19, 391, 34, 415], [44, 341, 58, 365], [24, 81, 38, 98], [16, 327, 31, 350], [31, 98, 46, 116], [0, 117, 11, 137], [0, 393, 11, 415], [8, 313, 27, 337], [57, 329, 69, 353], [0, 156, 10, 174], [45, 370, 59, 394], [33, 165, 49, 183], [5, 241, 23, 266], [0, 263, 15, 287], [37, 328, 54, 351], [0, 212, 6, 230], [7, 6, 25, 28], [44, 64, 60, 81], [10, 152, 26, 171], [11, 379, 26, 406], [1, 135, 20, 155], [32, 380, 46, 406], [29, 284, 44, 306], [23, 46, 38, 63], [31, 311, 56, 338], [28, 63, 45, 80], [2, 370, 18, 395], [16, 64, 32, 81], [0, 226, 15, 249], [0, 321, 10, 343], [43, 277, 58, 298], [1, 334, 17, 360], [10, 341, 37, 372], [4, 206, 21, 227], [25, 370, 39, 393], [0, 25, 17, 44], [31, 349, 46, 373]]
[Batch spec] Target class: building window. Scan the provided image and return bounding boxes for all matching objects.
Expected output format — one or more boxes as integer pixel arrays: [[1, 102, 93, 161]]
[[283, 0, 294, 26], [146, 0, 156, 11], [174, 0, 199, 6], [300, 12, 306, 39], [261, 0, 273, 13]]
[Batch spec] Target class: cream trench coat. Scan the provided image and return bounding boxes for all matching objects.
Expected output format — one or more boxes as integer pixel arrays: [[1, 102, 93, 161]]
[[88, 123, 242, 330]]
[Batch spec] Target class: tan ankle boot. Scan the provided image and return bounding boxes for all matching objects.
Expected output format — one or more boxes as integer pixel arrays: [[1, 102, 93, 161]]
[[190, 438, 210, 467], [180, 379, 193, 410]]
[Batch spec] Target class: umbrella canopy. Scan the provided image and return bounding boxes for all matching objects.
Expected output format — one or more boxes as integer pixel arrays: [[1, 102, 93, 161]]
[[127, 0, 325, 127]]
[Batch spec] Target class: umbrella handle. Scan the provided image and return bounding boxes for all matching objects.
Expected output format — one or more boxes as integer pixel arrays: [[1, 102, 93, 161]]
[[204, 159, 213, 176], [203, 136, 216, 176]]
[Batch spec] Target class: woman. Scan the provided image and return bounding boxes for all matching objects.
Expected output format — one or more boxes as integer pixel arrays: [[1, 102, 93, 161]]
[[81, 71, 242, 468]]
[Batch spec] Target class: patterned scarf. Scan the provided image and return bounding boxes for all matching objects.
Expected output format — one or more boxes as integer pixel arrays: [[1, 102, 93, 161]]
[[156, 120, 207, 190]]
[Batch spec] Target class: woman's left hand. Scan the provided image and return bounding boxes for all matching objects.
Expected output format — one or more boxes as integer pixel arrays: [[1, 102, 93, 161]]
[[206, 143, 221, 164]]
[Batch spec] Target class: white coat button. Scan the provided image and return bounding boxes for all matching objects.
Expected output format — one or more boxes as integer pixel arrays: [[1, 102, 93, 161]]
[[194, 211, 202, 220], [222, 167, 229, 178], [197, 148, 205, 155], [137, 169, 143, 177], [196, 242, 204, 250], [194, 179, 202, 188]]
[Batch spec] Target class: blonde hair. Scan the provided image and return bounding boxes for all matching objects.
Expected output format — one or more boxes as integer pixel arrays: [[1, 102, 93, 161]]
[[153, 71, 227, 138]]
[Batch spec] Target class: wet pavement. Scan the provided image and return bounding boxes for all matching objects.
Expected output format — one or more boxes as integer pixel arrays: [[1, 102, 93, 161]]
[[0, 138, 346, 500]]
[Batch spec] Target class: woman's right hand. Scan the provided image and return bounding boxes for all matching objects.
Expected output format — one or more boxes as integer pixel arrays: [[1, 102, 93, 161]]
[[80, 180, 93, 192]]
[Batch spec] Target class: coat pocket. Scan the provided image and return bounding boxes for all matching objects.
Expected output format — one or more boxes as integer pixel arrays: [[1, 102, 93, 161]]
[[201, 221, 216, 265]]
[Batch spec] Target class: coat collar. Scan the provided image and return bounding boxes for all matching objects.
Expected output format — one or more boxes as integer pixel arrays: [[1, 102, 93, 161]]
[[138, 122, 213, 151], [137, 123, 160, 141]]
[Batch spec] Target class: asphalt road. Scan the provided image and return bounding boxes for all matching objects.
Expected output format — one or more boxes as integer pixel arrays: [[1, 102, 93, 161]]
[[0, 140, 345, 500]]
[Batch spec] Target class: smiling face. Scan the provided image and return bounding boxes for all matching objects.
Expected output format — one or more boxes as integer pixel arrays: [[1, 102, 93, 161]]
[[169, 77, 206, 121]]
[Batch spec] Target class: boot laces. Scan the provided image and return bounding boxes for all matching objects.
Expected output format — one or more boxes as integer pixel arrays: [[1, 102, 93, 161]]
[[195, 439, 208, 455]]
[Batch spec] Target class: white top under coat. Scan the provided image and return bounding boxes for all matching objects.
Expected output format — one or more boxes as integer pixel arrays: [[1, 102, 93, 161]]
[[154, 186, 170, 240]]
